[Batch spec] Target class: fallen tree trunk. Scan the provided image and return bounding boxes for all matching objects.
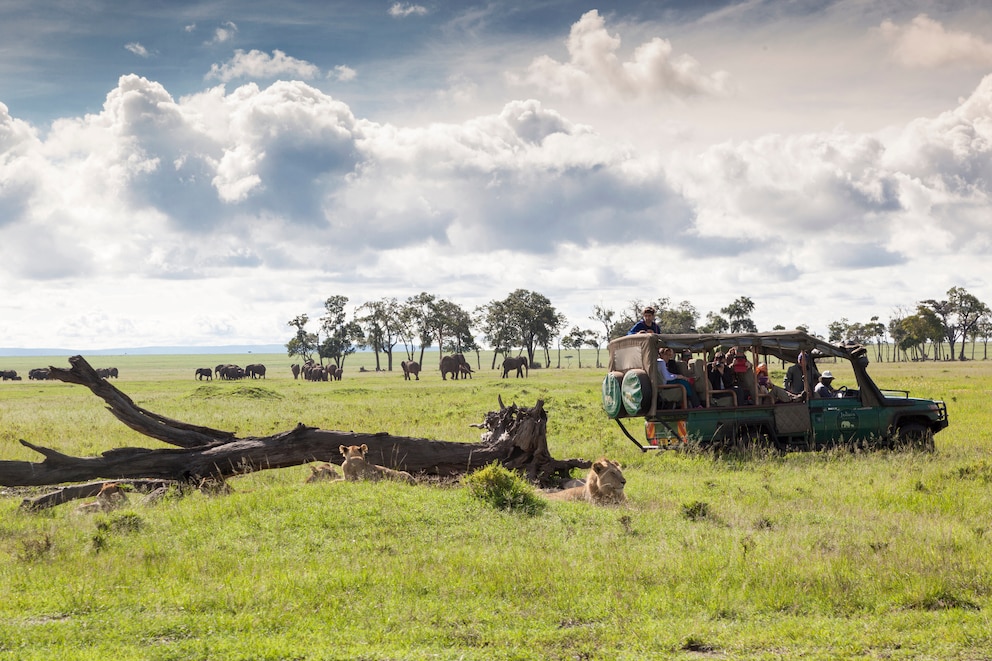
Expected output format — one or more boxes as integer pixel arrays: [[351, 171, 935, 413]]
[[0, 356, 590, 488]]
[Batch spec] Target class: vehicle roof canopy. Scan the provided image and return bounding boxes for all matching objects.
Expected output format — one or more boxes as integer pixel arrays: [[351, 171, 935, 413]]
[[607, 330, 859, 372]]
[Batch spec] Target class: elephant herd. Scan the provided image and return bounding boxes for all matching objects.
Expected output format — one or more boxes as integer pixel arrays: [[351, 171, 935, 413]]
[[0, 366, 120, 381], [198, 363, 266, 380], [291, 361, 342, 381]]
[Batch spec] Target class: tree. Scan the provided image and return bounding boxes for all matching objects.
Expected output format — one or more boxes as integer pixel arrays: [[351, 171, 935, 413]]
[[319, 295, 363, 367], [699, 312, 729, 334], [478, 300, 516, 369], [501, 290, 562, 367], [920, 287, 990, 361], [720, 297, 756, 333], [6, 357, 590, 496], [656, 300, 697, 334], [286, 314, 318, 363], [356, 298, 402, 371], [402, 293, 438, 366]]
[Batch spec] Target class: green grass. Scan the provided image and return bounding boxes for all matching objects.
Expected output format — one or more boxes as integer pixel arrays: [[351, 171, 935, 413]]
[[0, 353, 990, 659]]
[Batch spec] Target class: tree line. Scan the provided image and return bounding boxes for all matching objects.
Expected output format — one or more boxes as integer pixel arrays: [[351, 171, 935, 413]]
[[286, 286, 991, 370]]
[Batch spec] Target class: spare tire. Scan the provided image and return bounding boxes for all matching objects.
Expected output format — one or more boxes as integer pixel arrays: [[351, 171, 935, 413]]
[[621, 369, 653, 416], [602, 371, 625, 418]]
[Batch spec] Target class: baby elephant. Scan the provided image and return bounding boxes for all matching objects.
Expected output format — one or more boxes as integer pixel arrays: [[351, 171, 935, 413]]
[[339, 444, 416, 485]]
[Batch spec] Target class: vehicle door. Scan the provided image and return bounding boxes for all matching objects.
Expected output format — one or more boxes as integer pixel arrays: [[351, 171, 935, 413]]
[[810, 390, 881, 445]]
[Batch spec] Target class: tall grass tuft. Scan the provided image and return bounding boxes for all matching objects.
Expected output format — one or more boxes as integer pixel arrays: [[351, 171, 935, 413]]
[[463, 462, 547, 515]]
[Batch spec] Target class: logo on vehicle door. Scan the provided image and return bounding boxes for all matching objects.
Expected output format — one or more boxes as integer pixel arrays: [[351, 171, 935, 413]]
[[839, 411, 859, 431]]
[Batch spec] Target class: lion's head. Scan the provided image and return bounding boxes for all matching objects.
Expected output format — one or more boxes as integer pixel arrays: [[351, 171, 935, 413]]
[[340, 444, 368, 460], [586, 458, 626, 503]]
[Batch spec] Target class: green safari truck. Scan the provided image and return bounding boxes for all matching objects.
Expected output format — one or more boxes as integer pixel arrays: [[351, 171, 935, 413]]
[[602, 331, 948, 452]]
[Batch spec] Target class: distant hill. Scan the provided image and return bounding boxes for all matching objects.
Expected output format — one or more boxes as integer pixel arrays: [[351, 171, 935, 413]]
[[0, 345, 287, 357]]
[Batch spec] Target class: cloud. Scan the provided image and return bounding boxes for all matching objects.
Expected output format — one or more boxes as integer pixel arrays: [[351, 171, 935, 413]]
[[207, 21, 238, 46], [206, 49, 321, 82], [330, 65, 357, 82], [389, 3, 428, 18], [879, 14, 992, 69], [125, 42, 149, 58], [509, 10, 729, 103]]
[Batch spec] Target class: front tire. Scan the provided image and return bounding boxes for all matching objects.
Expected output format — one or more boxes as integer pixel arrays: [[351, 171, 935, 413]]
[[895, 423, 934, 452]]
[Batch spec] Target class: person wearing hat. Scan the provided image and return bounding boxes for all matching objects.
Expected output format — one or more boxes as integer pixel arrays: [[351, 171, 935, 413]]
[[814, 370, 837, 398], [627, 307, 661, 335]]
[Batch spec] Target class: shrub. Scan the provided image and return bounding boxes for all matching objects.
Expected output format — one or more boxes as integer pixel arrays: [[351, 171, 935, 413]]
[[463, 462, 546, 515]]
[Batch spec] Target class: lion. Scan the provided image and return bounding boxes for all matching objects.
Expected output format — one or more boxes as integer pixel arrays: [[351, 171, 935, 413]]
[[305, 462, 342, 483], [339, 445, 416, 485], [546, 458, 626, 504], [75, 482, 128, 514]]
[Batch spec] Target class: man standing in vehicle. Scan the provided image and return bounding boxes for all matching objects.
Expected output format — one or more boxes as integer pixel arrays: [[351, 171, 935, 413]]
[[628, 307, 661, 335]]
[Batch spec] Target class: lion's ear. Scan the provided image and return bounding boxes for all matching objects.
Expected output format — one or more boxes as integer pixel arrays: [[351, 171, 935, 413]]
[[361, 444, 369, 453], [592, 461, 606, 474], [339, 445, 347, 455]]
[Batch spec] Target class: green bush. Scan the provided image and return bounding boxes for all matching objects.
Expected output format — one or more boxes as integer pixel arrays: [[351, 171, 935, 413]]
[[463, 462, 547, 515]]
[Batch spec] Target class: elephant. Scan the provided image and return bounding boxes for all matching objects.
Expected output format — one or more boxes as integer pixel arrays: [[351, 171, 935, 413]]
[[0, 369, 18, 381], [501, 356, 529, 378], [195, 368, 213, 381], [401, 360, 421, 381], [218, 364, 244, 380], [246, 364, 266, 379], [333, 367, 343, 381], [439, 353, 471, 380], [96, 367, 118, 379], [291, 363, 301, 379], [29, 368, 51, 380]]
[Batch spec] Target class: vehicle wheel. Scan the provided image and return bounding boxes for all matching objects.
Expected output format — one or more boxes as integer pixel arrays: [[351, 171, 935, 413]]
[[621, 369, 653, 416], [602, 372, 624, 418], [896, 423, 934, 452]]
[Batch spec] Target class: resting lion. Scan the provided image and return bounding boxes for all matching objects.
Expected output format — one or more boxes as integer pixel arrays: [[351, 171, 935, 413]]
[[546, 458, 626, 504], [305, 463, 342, 483], [339, 444, 416, 485]]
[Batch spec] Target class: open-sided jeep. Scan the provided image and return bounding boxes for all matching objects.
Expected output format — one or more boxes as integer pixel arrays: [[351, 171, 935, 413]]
[[602, 331, 949, 452]]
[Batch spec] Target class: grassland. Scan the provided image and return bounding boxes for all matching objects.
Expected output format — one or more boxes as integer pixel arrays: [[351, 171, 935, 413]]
[[0, 351, 990, 660]]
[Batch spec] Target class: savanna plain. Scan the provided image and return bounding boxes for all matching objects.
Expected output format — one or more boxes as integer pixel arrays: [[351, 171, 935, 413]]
[[0, 351, 990, 660]]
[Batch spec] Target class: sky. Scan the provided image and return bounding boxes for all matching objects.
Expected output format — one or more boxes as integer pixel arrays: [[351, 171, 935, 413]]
[[1, 0, 991, 350]]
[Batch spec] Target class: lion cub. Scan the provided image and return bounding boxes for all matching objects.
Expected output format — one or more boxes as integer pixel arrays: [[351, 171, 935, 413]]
[[305, 463, 342, 483], [75, 482, 128, 514], [339, 444, 416, 485], [546, 458, 626, 505]]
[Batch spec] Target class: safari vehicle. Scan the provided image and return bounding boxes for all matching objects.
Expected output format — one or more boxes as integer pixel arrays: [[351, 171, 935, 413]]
[[601, 331, 949, 452]]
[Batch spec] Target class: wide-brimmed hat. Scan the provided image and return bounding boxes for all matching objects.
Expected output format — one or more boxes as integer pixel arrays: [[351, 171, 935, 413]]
[[821, 370, 834, 380]]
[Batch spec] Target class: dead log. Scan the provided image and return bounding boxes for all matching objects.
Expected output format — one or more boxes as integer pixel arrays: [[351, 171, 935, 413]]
[[0, 356, 590, 489]]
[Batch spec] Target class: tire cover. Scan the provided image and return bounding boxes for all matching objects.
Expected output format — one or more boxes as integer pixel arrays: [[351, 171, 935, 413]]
[[621, 369, 653, 416], [602, 372, 624, 418]]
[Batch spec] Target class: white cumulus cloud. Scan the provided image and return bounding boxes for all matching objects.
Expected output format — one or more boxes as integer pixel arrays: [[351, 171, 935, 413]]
[[389, 3, 428, 18], [879, 14, 992, 68], [125, 42, 149, 57], [509, 9, 730, 103], [206, 49, 321, 82]]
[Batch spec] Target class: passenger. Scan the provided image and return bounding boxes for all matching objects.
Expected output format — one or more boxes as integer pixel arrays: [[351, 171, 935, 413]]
[[813, 370, 837, 398], [758, 364, 803, 403], [724, 346, 753, 405], [783, 359, 805, 396], [707, 352, 733, 391], [657, 347, 702, 408], [627, 307, 661, 335]]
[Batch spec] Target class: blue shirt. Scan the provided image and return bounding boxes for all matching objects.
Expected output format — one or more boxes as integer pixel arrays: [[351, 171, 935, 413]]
[[627, 320, 661, 335]]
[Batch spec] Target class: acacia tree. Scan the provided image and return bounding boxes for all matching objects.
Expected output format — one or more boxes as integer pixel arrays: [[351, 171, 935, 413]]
[[478, 300, 516, 369], [920, 287, 989, 361], [286, 314, 318, 363], [356, 298, 402, 371], [721, 297, 757, 333], [698, 312, 729, 334], [504, 289, 561, 368], [319, 295, 364, 368], [402, 293, 438, 366]]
